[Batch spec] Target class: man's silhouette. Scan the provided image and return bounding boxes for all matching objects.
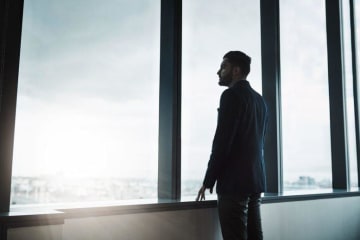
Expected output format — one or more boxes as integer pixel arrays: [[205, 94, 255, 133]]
[[196, 51, 268, 240]]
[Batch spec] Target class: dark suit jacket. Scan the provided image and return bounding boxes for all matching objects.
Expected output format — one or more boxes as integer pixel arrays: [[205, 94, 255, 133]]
[[203, 80, 268, 195]]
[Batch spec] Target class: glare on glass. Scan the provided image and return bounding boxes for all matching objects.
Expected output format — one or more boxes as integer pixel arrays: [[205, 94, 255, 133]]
[[12, 0, 160, 205]]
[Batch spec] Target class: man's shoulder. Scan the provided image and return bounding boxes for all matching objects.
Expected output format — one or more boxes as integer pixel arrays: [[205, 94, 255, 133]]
[[228, 83, 253, 99], [219, 88, 240, 108], [221, 87, 238, 98], [231, 84, 267, 106]]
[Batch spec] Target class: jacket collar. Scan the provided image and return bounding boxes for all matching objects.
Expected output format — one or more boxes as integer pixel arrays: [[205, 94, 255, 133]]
[[232, 80, 250, 88]]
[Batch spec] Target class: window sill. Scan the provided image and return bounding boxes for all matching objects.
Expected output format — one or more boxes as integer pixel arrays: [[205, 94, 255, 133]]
[[1, 188, 359, 229], [262, 187, 360, 203]]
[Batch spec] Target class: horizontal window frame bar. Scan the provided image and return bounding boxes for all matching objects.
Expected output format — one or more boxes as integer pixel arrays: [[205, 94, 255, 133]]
[[262, 189, 360, 203], [1, 189, 359, 229]]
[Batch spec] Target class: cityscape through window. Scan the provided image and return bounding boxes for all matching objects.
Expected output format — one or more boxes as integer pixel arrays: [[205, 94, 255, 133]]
[[280, 0, 333, 191], [11, 0, 160, 205], [9, 0, 359, 206]]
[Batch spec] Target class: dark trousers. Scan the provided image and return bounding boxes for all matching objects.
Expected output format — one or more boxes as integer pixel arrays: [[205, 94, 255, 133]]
[[218, 193, 263, 240]]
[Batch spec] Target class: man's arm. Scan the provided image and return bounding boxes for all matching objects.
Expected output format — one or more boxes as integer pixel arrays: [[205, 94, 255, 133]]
[[202, 89, 241, 191]]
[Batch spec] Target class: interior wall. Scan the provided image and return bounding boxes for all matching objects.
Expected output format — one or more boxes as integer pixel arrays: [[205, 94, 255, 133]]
[[262, 196, 360, 240], [7, 225, 63, 240], [7, 196, 360, 240], [63, 208, 221, 240]]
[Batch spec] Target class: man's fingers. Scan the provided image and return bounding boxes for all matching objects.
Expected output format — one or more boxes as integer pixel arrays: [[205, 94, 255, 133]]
[[196, 190, 203, 201], [195, 192, 201, 201], [198, 192, 205, 201], [196, 187, 206, 201]]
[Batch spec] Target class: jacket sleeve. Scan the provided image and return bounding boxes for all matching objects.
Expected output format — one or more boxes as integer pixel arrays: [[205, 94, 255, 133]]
[[203, 89, 241, 189]]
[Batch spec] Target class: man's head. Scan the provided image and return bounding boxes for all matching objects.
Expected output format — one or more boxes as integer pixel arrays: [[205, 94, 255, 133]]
[[217, 51, 251, 86]]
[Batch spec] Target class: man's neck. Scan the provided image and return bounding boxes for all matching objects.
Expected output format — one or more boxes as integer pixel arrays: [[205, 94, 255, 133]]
[[229, 78, 246, 88]]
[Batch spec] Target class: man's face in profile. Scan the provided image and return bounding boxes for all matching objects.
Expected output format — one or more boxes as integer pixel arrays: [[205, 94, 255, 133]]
[[217, 58, 233, 86]]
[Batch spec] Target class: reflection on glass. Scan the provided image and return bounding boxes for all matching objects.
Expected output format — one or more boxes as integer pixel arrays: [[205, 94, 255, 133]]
[[182, 0, 262, 197], [280, 0, 332, 191], [344, 0, 358, 188], [12, 0, 160, 205]]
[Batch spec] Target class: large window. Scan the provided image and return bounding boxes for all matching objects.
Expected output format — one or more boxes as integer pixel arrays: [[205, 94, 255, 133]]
[[280, 0, 332, 191], [0, 0, 358, 211], [181, 0, 262, 197], [11, 0, 160, 205]]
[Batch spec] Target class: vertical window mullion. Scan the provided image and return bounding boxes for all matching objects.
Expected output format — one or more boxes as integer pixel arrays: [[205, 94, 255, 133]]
[[0, 0, 23, 212], [326, 0, 349, 189], [260, 0, 283, 193], [158, 0, 182, 200]]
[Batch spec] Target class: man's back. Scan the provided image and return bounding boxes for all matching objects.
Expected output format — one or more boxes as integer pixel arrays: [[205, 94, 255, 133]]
[[217, 80, 268, 195], [203, 80, 268, 195]]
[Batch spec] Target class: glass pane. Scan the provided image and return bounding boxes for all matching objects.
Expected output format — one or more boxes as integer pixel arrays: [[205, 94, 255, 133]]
[[12, 0, 160, 205], [344, 0, 358, 188], [280, 0, 332, 191], [182, 0, 262, 198], [353, 0, 360, 190]]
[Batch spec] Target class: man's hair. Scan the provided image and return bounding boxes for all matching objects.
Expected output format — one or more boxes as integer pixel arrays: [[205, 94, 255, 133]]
[[223, 51, 251, 76]]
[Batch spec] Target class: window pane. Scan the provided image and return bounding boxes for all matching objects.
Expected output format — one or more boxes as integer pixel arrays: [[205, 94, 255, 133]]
[[280, 0, 332, 191], [12, 0, 160, 205], [353, 0, 360, 189], [182, 0, 262, 197], [344, 0, 358, 188]]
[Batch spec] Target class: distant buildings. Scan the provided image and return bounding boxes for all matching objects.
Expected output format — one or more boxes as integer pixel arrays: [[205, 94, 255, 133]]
[[11, 175, 333, 205]]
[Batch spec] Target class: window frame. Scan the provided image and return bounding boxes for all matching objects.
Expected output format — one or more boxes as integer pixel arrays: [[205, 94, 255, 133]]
[[326, 0, 350, 189], [0, 0, 359, 215], [0, 0, 24, 212]]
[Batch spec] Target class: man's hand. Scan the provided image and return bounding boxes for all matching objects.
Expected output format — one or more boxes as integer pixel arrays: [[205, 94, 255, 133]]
[[196, 185, 213, 201]]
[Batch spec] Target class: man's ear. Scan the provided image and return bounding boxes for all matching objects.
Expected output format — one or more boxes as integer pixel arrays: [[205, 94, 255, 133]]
[[232, 66, 242, 76]]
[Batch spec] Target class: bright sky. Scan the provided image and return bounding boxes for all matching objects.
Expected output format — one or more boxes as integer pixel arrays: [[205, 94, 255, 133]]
[[14, 0, 160, 178]]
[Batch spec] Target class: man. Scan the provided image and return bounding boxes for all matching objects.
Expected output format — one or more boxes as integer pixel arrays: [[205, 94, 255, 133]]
[[196, 51, 268, 240]]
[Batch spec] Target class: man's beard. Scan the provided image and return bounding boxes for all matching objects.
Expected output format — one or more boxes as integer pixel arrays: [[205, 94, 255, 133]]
[[218, 74, 232, 86]]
